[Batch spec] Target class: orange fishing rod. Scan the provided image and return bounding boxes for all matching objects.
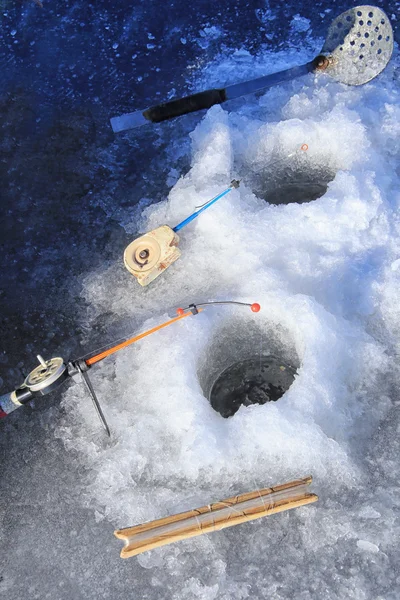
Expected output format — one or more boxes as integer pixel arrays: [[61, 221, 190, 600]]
[[85, 309, 199, 367], [0, 301, 261, 436]]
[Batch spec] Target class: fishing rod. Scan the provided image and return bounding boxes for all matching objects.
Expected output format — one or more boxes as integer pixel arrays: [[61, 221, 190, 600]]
[[124, 180, 240, 287], [0, 300, 261, 436], [110, 5, 393, 133], [124, 142, 309, 287], [172, 180, 239, 233]]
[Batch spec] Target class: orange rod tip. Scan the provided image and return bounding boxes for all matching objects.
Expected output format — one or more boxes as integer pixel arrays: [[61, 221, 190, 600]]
[[176, 308, 185, 316], [301, 143, 308, 151], [251, 303, 261, 313]]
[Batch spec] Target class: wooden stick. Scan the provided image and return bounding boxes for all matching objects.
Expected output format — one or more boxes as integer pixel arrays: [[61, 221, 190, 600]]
[[115, 476, 318, 558]]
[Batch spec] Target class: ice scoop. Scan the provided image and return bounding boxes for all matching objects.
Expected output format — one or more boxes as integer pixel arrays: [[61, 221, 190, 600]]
[[110, 5, 393, 132]]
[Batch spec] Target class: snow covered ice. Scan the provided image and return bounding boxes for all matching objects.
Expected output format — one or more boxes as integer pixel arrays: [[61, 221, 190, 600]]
[[57, 42, 399, 599], [1, 4, 400, 600]]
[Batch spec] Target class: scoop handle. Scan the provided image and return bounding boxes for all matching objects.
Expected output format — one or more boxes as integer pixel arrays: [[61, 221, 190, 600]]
[[143, 88, 227, 123], [0, 387, 33, 417]]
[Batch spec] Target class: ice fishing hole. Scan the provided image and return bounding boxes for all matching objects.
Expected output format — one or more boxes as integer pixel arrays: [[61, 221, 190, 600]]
[[246, 160, 335, 205], [209, 356, 297, 418], [198, 318, 299, 418]]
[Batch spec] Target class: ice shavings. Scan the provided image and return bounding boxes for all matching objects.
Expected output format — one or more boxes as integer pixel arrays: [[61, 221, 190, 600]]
[[56, 39, 400, 599]]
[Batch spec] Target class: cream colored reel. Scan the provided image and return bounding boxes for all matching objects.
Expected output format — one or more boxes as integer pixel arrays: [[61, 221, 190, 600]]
[[25, 355, 68, 393], [124, 225, 181, 287], [124, 181, 240, 287]]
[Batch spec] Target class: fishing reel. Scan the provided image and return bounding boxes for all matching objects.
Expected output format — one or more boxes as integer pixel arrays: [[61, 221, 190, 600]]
[[0, 355, 110, 436], [124, 180, 240, 287], [124, 225, 181, 287], [0, 356, 69, 414]]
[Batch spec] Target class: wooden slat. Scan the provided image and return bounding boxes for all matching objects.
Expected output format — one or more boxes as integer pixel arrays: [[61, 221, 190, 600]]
[[115, 477, 317, 558], [115, 476, 313, 538]]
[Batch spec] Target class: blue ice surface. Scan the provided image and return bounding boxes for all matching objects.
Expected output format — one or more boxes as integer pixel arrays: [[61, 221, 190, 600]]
[[0, 1, 399, 600], [0, 0, 356, 111]]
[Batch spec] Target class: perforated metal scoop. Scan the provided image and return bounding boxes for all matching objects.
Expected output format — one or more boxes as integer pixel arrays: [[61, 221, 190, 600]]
[[110, 5, 393, 132], [320, 5, 393, 85]]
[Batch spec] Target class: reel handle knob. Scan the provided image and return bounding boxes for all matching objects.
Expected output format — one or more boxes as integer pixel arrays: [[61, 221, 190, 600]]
[[37, 355, 47, 367]]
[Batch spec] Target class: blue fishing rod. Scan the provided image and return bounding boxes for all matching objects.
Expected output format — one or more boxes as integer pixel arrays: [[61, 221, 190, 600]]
[[172, 179, 240, 233], [123, 179, 241, 286]]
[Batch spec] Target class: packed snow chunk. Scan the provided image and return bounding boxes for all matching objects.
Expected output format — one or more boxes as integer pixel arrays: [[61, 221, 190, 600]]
[[290, 14, 311, 34], [357, 540, 380, 554], [189, 106, 233, 185]]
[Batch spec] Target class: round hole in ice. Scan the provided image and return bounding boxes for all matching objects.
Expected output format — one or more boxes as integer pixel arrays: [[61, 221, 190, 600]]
[[247, 163, 335, 205], [356, 10, 362, 17], [368, 11, 373, 17], [209, 356, 297, 418], [198, 317, 299, 418]]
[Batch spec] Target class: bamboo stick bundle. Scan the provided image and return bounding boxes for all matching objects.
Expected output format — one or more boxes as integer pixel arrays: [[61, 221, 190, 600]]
[[115, 476, 318, 558]]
